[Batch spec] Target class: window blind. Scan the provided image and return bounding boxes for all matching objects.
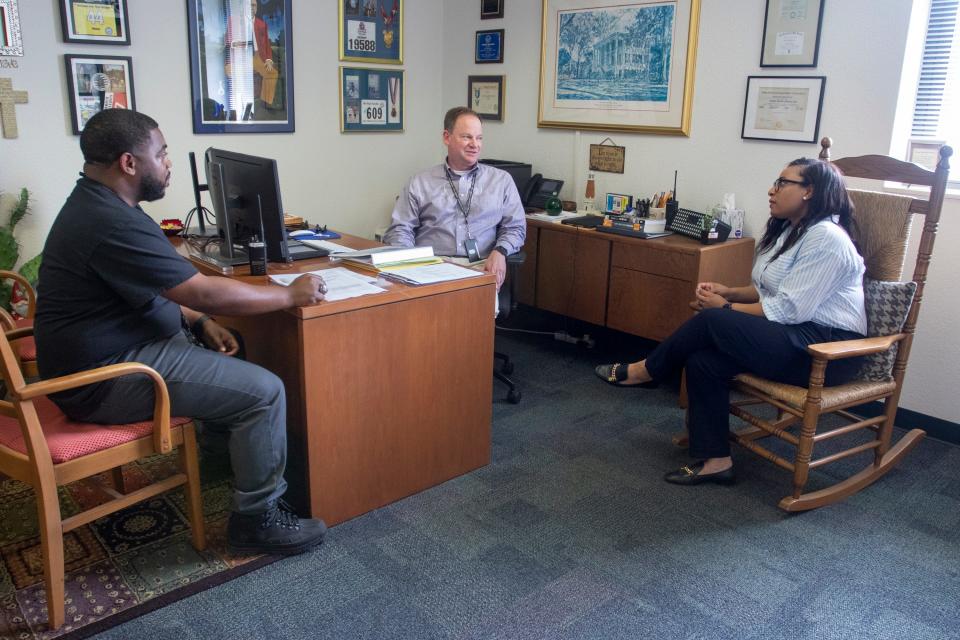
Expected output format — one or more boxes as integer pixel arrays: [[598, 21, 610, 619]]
[[911, 0, 959, 140]]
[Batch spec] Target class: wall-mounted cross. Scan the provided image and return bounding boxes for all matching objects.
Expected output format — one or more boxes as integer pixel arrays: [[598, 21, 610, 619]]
[[0, 78, 28, 139]]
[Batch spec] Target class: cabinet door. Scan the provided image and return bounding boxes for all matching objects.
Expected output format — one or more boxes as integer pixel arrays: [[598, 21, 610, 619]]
[[535, 229, 609, 326], [515, 225, 538, 307], [607, 267, 695, 341]]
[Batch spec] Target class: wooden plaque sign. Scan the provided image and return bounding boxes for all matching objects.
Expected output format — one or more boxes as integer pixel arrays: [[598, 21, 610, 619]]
[[589, 143, 625, 173]]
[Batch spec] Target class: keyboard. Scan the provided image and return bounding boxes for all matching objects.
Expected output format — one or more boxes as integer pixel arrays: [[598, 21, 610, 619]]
[[560, 215, 605, 228]]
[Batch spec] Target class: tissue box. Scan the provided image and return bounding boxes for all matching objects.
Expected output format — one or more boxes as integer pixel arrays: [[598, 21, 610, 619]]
[[643, 218, 667, 233], [713, 207, 744, 238]]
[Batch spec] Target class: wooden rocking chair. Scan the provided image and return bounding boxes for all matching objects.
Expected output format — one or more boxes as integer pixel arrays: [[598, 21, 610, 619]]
[[730, 138, 952, 511]]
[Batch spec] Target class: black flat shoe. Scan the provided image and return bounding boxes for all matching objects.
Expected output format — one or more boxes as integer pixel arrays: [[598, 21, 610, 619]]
[[594, 363, 658, 388], [664, 462, 736, 486]]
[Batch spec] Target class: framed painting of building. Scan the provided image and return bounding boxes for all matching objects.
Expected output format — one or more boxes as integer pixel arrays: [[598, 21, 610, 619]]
[[538, 0, 701, 135]]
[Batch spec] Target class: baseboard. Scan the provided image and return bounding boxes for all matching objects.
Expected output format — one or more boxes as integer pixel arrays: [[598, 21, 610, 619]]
[[851, 402, 960, 446]]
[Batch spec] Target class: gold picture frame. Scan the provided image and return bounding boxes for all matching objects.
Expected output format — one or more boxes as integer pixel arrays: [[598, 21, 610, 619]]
[[538, 0, 700, 136]]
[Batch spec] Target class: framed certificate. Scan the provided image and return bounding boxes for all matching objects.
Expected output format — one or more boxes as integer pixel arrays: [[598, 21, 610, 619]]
[[475, 29, 504, 63], [468, 75, 504, 121], [760, 0, 824, 67], [63, 54, 135, 134], [340, 66, 404, 133], [741, 75, 825, 143], [340, 0, 403, 65], [59, 0, 130, 45]]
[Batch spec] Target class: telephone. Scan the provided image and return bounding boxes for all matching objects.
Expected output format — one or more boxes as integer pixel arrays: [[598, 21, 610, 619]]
[[521, 174, 564, 211]]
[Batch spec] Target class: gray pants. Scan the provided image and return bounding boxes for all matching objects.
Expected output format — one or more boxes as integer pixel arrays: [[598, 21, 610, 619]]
[[54, 333, 287, 515]]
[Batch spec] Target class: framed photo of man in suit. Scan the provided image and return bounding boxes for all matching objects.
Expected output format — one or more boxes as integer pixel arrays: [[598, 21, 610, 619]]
[[187, 0, 295, 133]]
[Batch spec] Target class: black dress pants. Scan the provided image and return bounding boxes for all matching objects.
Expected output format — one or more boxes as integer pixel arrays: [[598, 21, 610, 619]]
[[644, 308, 863, 459]]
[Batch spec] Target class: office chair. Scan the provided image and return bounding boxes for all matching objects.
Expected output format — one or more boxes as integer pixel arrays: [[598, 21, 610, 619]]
[[727, 137, 951, 511], [494, 252, 525, 404]]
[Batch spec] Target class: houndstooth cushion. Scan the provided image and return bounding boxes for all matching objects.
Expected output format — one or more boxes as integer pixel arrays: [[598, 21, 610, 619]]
[[857, 278, 916, 381]]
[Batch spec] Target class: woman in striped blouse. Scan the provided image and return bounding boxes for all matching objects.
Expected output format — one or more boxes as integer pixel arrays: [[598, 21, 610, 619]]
[[595, 158, 867, 486]]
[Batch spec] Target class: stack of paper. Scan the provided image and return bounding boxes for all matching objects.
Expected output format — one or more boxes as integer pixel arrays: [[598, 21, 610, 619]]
[[379, 262, 485, 286], [268, 267, 386, 301], [338, 246, 443, 273]]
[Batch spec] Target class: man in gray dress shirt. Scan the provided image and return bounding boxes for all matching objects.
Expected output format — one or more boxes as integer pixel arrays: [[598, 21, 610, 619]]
[[383, 106, 526, 289]]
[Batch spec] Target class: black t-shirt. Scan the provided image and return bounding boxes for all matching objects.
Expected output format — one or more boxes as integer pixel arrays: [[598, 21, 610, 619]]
[[35, 176, 198, 380]]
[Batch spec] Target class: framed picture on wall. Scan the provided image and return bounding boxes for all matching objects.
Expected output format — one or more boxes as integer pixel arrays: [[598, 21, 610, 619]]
[[340, 0, 403, 65], [186, 0, 295, 134], [59, 0, 130, 45], [741, 75, 825, 143], [0, 0, 24, 56], [468, 75, 504, 121], [63, 54, 135, 134], [481, 0, 504, 19], [475, 29, 504, 63], [760, 0, 824, 67], [340, 66, 404, 132], [538, 0, 701, 135]]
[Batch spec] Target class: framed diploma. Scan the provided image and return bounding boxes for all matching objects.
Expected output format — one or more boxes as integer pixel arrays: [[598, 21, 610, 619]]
[[760, 0, 824, 67], [340, 0, 403, 65], [0, 0, 23, 56], [468, 75, 504, 121], [741, 75, 825, 143], [59, 0, 130, 45], [475, 29, 504, 63], [186, 0, 295, 134], [340, 66, 404, 133], [63, 54, 135, 134], [481, 0, 504, 20]]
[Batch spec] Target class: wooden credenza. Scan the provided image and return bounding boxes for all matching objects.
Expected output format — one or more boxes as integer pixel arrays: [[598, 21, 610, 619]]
[[517, 219, 755, 341]]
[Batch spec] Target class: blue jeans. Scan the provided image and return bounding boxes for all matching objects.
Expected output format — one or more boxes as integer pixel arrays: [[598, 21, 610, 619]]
[[51, 333, 287, 515], [645, 308, 864, 460]]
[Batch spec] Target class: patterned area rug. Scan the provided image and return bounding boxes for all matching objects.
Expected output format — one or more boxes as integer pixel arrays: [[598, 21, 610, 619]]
[[0, 453, 274, 639]]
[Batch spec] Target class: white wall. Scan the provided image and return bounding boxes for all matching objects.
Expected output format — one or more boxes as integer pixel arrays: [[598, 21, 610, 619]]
[[1, 0, 957, 424], [1, 0, 445, 249], [442, 0, 960, 425]]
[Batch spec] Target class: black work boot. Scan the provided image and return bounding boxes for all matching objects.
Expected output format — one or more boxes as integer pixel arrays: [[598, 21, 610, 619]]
[[227, 499, 327, 556]]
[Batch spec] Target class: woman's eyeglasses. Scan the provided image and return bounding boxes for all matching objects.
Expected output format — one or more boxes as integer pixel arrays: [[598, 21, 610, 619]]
[[772, 177, 807, 192]]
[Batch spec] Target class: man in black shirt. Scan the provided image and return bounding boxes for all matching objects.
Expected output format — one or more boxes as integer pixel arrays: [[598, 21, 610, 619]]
[[35, 108, 327, 556]]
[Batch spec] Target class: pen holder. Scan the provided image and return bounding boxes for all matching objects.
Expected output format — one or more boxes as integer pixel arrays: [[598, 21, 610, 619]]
[[648, 206, 666, 220]]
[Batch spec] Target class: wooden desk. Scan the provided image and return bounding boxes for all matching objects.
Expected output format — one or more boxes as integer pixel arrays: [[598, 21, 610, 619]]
[[517, 219, 755, 341], [182, 237, 495, 525]]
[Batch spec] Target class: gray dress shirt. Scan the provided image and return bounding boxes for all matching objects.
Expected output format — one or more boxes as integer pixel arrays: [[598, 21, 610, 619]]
[[383, 161, 526, 257]]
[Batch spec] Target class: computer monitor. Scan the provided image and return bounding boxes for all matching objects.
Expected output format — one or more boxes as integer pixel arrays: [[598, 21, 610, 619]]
[[205, 147, 292, 263]]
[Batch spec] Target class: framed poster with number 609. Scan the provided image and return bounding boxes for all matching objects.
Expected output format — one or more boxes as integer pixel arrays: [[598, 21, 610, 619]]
[[339, 66, 404, 133]]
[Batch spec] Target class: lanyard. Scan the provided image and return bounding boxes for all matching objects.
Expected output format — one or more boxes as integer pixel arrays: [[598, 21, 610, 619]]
[[445, 168, 478, 224]]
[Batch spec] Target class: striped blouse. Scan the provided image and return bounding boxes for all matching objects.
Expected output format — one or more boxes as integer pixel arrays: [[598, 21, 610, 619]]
[[752, 218, 867, 335]]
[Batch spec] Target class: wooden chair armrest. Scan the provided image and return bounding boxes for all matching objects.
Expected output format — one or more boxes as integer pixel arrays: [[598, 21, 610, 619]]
[[0, 270, 36, 319], [0, 307, 15, 332], [17, 362, 175, 454], [5, 325, 34, 341], [806, 334, 905, 361]]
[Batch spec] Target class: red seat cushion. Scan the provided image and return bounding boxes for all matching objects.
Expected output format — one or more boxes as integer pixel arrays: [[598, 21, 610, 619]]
[[12, 317, 35, 361], [0, 396, 192, 463]]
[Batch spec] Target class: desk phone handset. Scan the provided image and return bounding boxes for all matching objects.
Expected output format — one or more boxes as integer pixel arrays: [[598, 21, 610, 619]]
[[667, 208, 732, 244]]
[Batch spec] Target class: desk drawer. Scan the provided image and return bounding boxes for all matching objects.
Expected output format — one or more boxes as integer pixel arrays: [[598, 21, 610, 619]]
[[611, 243, 696, 281], [607, 267, 695, 341]]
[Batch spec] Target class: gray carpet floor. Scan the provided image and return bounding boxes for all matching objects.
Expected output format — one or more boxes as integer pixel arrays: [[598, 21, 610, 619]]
[[93, 330, 960, 640]]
